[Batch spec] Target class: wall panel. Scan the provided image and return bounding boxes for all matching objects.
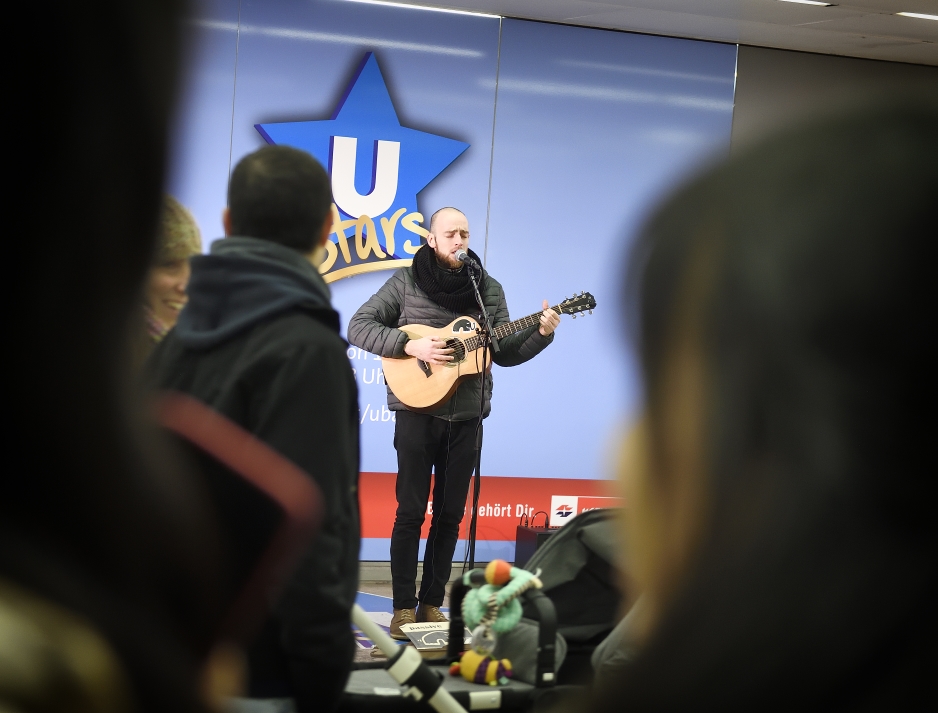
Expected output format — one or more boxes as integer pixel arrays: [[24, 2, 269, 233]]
[[732, 45, 938, 153], [167, 2, 738, 560]]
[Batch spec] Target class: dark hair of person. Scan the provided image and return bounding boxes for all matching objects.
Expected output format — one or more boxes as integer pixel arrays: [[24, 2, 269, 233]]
[[602, 103, 938, 709], [7, 2, 223, 712], [228, 145, 333, 251]]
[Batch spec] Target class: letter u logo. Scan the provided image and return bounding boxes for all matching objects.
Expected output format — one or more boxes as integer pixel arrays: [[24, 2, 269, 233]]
[[330, 136, 400, 218]]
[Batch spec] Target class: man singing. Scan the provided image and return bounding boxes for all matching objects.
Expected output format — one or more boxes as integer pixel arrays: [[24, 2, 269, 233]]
[[348, 207, 560, 638]]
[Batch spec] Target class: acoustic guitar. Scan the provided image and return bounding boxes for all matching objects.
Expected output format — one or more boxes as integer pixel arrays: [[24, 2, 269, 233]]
[[382, 292, 597, 411]]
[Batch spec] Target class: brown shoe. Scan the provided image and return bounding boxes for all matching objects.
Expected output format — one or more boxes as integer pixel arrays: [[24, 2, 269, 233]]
[[415, 603, 448, 623], [389, 608, 416, 640]]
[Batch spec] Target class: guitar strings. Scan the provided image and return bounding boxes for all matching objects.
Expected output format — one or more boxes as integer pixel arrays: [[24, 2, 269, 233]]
[[444, 300, 592, 359]]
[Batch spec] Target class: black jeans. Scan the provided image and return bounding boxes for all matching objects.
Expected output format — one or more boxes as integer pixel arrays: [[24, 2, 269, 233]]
[[391, 410, 481, 609]]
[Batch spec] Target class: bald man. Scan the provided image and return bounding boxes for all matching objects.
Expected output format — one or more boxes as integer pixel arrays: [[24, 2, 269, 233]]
[[348, 207, 559, 638]]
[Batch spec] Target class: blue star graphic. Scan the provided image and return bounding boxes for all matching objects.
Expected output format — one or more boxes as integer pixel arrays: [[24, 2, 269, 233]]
[[256, 52, 469, 262]]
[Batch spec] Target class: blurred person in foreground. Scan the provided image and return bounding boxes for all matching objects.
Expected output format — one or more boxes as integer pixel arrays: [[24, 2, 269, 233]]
[[596, 103, 937, 710], [4, 1, 228, 712], [144, 195, 202, 346], [146, 145, 360, 713]]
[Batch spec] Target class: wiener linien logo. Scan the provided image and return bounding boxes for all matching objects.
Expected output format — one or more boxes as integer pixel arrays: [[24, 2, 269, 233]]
[[256, 52, 469, 283]]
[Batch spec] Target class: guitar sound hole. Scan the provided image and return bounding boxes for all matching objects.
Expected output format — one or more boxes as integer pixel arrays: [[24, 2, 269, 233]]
[[446, 338, 466, 363]]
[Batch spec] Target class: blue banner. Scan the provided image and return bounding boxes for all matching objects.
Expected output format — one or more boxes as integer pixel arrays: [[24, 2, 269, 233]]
[[169, 0, 736, 486]]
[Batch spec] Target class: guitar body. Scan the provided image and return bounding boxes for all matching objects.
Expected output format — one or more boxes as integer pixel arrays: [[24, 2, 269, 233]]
[[381, 316, 490, 412]]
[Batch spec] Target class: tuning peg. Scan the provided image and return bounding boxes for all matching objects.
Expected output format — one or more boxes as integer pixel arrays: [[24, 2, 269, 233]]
[[589, 310, 593, 315], [572, 313, 577, 319]]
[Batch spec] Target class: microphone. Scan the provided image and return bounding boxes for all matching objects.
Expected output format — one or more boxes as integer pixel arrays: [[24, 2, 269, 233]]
[[454, 249, 480, 269]]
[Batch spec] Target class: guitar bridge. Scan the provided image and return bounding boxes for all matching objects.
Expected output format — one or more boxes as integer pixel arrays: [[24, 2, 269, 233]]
[[417, 359, 432, 378]]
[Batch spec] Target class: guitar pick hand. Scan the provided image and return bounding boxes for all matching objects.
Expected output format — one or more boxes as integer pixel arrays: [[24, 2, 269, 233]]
[[404, 336, 455, 365]]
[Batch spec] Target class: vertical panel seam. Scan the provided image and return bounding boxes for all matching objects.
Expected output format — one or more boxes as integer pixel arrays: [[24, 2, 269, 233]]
[[226, 0, 243, 193], [482, 17, 503, 268], [729, 43, 740, 156]]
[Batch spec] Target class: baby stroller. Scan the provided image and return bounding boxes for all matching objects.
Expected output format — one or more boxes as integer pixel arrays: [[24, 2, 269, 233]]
[[343, 566, 569, 713], [519, 508, 623, 683]]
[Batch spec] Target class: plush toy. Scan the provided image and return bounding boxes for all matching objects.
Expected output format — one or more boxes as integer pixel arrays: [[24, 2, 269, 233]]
[[449, 650, 512, 685], [449, 559, 542, 686]]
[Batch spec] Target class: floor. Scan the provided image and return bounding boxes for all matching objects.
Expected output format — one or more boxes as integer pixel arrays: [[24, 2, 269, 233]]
[[354, 567, 468, 664], [359, 581, 394, 599], [352, 587, 398, 664]]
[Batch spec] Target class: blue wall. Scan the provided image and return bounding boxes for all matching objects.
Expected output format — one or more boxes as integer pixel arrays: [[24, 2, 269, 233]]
[[169, 0, 737, 483], [481, 19, 735, 481]]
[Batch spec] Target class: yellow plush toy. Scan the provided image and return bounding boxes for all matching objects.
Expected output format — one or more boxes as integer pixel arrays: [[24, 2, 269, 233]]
[[449, 650, 512, 685]]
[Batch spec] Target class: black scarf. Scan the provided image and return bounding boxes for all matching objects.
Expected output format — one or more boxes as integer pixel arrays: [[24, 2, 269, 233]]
[[411, 244, 486, 313]]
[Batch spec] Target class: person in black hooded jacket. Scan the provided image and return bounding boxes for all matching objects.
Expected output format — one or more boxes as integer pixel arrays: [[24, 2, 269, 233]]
[[147, 146, 360, 713]]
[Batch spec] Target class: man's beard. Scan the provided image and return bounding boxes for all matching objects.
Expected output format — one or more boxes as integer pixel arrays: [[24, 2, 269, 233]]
[[434, 248, 463, 270]]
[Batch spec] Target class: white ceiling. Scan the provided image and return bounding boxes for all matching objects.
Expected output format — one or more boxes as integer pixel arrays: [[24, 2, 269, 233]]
[[377, 0, 938, 65]]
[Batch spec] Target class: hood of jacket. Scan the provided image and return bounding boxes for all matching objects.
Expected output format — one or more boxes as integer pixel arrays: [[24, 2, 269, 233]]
[[175, 236, 338, 349]]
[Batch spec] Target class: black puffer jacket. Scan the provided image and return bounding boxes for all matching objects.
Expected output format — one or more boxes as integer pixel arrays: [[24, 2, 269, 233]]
[[347, 263, 553, 420], [147, 237, 359, 713]]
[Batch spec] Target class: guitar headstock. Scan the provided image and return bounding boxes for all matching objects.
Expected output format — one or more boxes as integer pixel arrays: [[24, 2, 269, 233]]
[[557, 292, 596, 318]]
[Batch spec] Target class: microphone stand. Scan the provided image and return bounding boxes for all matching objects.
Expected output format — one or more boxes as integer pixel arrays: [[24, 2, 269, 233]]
[[466, 261, 497, 570], [467, 261, 499, 358]]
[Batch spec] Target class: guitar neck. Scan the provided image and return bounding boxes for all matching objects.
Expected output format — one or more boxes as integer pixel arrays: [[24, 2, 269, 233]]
[[492, 305, 561, 340], [463, 305, 562, 353]]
